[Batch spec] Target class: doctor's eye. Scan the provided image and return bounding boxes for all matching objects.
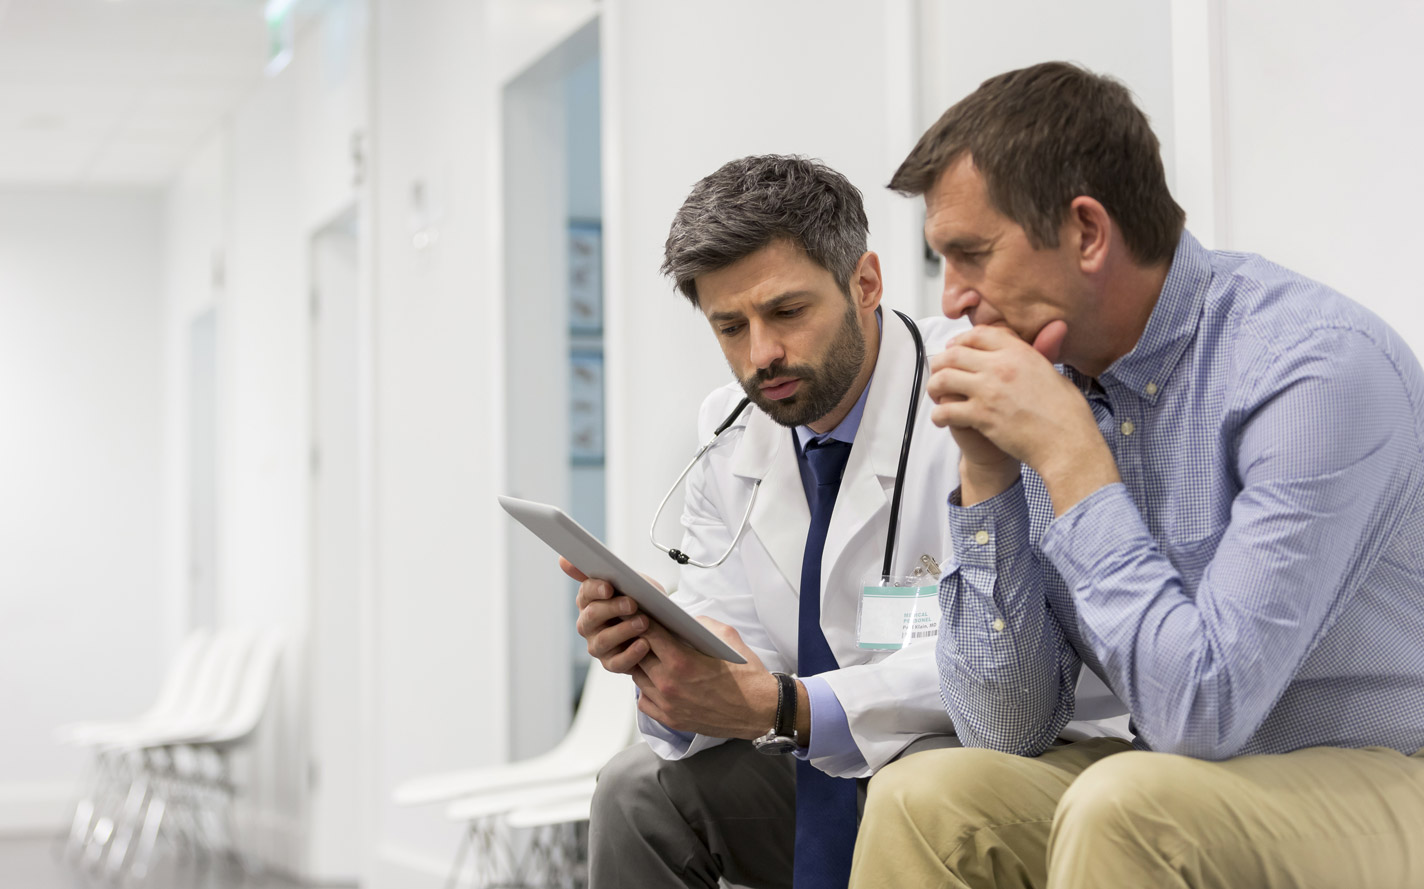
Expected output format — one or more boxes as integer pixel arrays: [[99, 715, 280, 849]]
[[718, 323, 745, 338]]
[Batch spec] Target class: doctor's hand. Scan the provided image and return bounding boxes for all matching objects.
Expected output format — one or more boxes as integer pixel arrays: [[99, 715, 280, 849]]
[[927, 323, 1119, 515], [564, 557, 656, 675], [630, 617, 783, 742]]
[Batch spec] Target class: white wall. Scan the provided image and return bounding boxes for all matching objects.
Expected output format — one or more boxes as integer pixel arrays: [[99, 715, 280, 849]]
[[159, 0, 370, 874], [1215, 0, 1424, 353], [0, 187, 166, 832], [162, 136, 227, 644], [366, 0, 500, 882]]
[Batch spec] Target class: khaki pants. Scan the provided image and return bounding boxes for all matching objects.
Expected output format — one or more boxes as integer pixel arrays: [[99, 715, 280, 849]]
[[849, 737, 1424, 889]]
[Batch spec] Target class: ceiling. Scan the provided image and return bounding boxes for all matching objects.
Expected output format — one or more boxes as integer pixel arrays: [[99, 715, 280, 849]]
[[0, 0, 270, 186]]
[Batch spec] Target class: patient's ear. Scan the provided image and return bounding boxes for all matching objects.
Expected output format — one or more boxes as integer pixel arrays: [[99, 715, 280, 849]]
[[1068, 196, 1111, 275]]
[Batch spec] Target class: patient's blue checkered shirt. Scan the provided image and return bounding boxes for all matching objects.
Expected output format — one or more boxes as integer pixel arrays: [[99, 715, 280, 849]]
[[937, 231, 1424, 760]]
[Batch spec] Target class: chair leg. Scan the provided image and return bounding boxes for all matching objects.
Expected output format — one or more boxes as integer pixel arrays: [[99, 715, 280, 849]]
[[62, 797, 95, 862], [443, 823, 476, 889], [79, 754, 131, 870], [188, 748, 261, 880], [57, 754, 103, 862], [128, 795, 166, 881], [82, 813, 115, 871], [104, 753, 156, 876]]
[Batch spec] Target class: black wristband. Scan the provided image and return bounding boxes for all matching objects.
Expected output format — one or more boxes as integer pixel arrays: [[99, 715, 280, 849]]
[[771, 671, 797, 740]]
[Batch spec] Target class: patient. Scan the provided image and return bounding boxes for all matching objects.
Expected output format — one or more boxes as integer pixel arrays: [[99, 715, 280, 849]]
[[850, 61, 1424, 889]]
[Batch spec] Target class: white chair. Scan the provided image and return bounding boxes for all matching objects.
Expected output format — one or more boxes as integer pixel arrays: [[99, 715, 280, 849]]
[[396, 660, 639, 888], [58, 629, 214, 862], [63, 626, 283, 883], [99, 626, 260, 753], [67, 628, 254, 872], [443, 778, 598, 888], [55, 629, 213, 748], [1061, 669, 1134, 740], [93, 627, 259, 878], [123, 628, 286, 881], [503, 788, 597, 889], [1060, 713, 1133, 742], [394, 661, 638, 806]]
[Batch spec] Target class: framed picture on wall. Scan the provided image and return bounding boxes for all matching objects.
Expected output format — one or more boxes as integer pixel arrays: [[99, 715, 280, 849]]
[[569, 349, 605, 464], [568, 220, 603, 334]]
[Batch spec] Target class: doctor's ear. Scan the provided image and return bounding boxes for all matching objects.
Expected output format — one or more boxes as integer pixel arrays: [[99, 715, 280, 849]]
[[849, 251, 883, 311]]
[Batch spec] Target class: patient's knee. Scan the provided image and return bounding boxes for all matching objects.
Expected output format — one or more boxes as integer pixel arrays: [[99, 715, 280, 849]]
[[867, 746, 1044, 829], [1054, 750, 1197, 844]]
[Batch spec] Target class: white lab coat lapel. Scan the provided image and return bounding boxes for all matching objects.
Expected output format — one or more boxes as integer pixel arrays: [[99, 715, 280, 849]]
[[726, 312, 921, 627], [820, 313, 917, 605], [732, 409, 808, 596]]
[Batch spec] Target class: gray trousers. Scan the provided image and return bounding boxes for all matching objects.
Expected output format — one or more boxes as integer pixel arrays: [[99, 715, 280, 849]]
[[588, 736, 959, 889]]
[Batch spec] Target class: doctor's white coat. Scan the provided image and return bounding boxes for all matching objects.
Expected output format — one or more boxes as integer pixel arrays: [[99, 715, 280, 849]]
[[643, 313, 963, 778]]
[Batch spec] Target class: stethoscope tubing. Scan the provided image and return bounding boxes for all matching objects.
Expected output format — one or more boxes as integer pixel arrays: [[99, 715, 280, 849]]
[[651, 309, 926, 576], [882, 309, 925, 577]]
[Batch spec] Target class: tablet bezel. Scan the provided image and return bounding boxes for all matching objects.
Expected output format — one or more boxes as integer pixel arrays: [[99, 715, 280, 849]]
[[498, 495, 747, 664]]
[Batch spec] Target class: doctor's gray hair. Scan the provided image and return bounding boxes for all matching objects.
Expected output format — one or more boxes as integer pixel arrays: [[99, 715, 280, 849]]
[[662, 155, 869, 307]]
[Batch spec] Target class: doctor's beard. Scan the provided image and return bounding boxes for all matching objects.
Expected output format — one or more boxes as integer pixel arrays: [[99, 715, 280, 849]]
[[739, 304, 866, 429]]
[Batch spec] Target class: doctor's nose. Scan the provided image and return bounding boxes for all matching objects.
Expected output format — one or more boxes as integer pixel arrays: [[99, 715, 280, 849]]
[[747, 321, 785, 371]]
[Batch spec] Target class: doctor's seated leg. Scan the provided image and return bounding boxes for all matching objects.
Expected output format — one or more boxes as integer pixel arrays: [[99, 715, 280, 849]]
[[589, 739, 795, 889]]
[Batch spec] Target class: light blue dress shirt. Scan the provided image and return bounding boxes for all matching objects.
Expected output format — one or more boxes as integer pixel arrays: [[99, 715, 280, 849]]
[[938, 231, 1424, 760]]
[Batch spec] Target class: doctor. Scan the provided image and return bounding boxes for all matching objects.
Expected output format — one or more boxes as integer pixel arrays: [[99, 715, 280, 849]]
[[566, 155, 960, 889]]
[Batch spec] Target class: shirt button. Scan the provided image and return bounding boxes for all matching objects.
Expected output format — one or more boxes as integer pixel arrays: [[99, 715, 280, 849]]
[[991, 619, 1005, 632], [1145, 382, 1158, 396], [974, 530, 990, 545], [1120, 420, 1135, 436]]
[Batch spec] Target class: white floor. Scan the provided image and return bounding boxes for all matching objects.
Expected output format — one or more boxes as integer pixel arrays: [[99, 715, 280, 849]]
[[0, 835, 311, 889]]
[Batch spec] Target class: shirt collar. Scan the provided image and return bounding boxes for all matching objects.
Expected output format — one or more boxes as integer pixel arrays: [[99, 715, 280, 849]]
[[796, 371, 872, 450], [1096, 230, 1211, 403]]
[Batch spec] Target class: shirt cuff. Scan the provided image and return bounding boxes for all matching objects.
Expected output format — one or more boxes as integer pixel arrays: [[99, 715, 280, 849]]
[[794, 675, 866, 770], [947, 476, 1032, 570], [634, 689, 695, 752]]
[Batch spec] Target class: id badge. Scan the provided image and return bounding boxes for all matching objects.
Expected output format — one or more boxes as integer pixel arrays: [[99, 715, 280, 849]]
[[857, 572, 941, 651]]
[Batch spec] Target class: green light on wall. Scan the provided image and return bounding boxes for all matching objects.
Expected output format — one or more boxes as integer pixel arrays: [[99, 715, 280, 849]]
[[264, 0, 297, 76]]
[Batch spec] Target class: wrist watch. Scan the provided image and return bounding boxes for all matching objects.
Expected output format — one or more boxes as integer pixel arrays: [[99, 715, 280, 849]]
[[753, 672, 799, 755]]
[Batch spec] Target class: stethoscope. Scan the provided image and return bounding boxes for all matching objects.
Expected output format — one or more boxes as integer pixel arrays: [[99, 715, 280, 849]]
[[649, 308, 927, 578]]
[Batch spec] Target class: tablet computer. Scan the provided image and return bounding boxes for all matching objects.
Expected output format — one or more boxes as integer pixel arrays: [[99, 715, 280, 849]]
[[498, 495, 747, 664]]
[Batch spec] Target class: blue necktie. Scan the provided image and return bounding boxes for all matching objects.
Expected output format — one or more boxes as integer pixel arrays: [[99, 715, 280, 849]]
[[794, 437, 858, 889]]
